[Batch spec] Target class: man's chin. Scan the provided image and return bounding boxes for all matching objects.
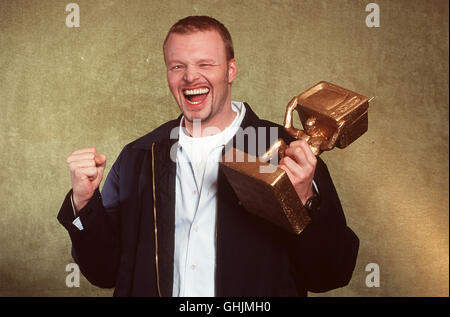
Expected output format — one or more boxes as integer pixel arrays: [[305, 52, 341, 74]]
[[182, 107, 210, 123], [184, 114, 208, 125]]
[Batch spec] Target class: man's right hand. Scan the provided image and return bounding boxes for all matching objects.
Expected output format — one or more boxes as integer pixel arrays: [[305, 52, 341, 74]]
[[67, 147, 107, 212]]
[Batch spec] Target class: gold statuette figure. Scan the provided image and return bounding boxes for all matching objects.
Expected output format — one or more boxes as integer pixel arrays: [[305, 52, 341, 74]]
[[220, 81, 370, 235]]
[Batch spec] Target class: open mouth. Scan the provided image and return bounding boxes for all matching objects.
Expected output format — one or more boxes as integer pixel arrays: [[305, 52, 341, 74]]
[[183, 87, 210, 105]]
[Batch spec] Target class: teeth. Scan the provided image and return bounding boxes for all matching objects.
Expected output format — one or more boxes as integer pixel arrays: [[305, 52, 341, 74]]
[[184, 88, 209, 95]]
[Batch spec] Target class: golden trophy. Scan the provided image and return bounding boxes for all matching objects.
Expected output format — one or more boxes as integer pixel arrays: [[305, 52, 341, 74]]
[[219, 81, 370, 234]]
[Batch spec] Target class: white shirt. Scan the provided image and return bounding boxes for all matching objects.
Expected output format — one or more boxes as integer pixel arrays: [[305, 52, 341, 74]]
[[172, 101, 246, 297]]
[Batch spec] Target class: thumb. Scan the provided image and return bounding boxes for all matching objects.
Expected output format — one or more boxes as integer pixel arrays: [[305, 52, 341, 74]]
[[95, 153, 107, 167], [92, 154, 106, 188]]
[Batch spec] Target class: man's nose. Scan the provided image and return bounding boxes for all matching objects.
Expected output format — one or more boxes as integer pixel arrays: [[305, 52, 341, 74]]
[[183, 66, 200, 83]]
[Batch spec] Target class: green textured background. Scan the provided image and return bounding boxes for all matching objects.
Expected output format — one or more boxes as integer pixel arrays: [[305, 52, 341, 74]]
[[0, 0, 448, 297]]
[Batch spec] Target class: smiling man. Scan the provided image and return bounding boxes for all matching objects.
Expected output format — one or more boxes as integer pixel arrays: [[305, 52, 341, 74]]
[[57, 16, 359, 297]]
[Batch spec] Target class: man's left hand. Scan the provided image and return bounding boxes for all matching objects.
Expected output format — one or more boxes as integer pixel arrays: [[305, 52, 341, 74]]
[[278, 140, 317, 205]]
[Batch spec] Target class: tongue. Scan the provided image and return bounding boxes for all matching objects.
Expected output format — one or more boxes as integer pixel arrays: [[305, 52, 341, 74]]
[[189, 93, 208, 103]]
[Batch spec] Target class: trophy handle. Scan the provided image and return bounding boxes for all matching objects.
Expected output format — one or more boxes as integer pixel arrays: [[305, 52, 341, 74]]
[[283, 96, 311, 142]]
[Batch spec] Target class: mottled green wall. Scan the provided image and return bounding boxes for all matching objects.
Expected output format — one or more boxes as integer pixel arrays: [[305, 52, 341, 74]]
[[0, 0, 448, 297]]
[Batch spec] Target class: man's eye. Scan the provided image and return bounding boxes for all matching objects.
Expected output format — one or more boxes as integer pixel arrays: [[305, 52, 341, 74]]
[[171, 65, 183, 70], [200, 64, 212, 67]]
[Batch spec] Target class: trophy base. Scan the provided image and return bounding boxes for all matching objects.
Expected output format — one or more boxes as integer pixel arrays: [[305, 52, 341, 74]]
[[220, 147, 311, 235]]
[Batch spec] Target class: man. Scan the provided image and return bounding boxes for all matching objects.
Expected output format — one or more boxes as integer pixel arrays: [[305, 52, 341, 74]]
[[58, 16, 359, 297]]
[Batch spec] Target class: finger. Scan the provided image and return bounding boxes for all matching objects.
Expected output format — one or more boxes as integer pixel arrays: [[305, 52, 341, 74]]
[[288, 140, 304, 148], [279, 164, 296, 183], [296, 140, 317, 167], [67, 152, 95, 164], [71, 147, 97, 156], [286, 141, 316, 168], [285, 145, 309, 168], [280, 157, 314, 204], [74, 166, 98, 180], [68, 159, 96, 171], [279, 156, 305, 180]]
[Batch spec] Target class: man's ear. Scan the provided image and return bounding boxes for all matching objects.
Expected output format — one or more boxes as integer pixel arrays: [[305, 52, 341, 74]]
[[228, 58, 237, 84]]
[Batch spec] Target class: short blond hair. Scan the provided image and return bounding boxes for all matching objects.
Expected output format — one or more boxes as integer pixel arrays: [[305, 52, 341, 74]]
[[163, 16, 234, 61]]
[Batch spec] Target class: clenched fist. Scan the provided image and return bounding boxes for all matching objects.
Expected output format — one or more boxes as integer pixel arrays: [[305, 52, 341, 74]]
[[67, 147, 106, 212]]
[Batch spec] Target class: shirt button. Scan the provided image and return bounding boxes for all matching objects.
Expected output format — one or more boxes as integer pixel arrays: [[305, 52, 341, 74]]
[[193, 190, 198, 195], [191, 264, 196, 270], [194, 226, 199, 232]]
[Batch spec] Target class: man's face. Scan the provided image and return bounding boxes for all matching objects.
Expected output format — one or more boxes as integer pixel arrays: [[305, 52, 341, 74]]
[[164, 30, 237, 126]]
